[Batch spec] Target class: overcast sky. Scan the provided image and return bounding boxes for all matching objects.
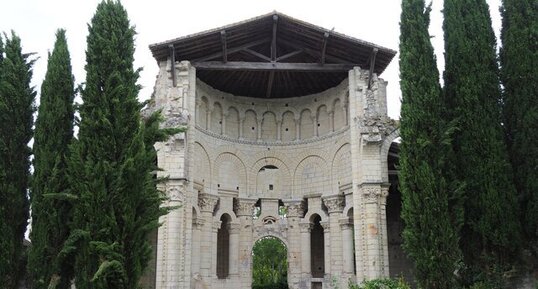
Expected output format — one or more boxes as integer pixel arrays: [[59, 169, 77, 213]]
[[1, 0, 503, 119]]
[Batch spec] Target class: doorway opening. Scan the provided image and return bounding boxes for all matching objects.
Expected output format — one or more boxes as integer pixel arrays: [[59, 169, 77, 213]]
[[252, 236, 289, 289]]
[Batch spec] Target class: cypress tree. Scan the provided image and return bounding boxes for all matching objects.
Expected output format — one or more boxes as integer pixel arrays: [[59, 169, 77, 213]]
[[399, 1, 463, 288], [28, 29, 75, 289], [443, 0, 522, 284], [68, 1, 173, 288], [0, 32, 36, 289], [500, 0, 538, 258]]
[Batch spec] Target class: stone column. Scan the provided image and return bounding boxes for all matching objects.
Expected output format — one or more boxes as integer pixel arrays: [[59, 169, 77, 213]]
[[211, 220, 221, 278], [357, 184, 390, 279], [276, 119, 282, 141], [191, 217, 205, 276], [340, 218, 354, 274], [257, 118, 262, 141], [239, 117, 244, 139], [323, 195, 344, 276], [329, 111, 335, 132], [228, 222, 241, 276], [295, 119, 300, 140], [221, 113, 227, 135], [198, 193, 218, 278], [299, 221, 312, 277], [320, 220, 331, 279], [235, 198, 256, 286]]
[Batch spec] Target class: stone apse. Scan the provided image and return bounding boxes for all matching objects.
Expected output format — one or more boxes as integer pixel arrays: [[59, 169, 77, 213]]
[[141, 12, 413, 289]]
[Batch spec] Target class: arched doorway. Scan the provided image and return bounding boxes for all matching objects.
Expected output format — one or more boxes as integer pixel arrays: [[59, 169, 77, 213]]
[[252, 236, 289, 289]]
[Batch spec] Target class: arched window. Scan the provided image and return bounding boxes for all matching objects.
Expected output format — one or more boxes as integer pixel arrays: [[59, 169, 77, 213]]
[[217, 214, 230, 279], [310, 214, 324, 278]]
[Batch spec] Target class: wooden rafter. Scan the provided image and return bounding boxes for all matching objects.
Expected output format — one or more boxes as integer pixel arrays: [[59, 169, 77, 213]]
[[193, 61, 357, 72], [243, 48, 271, 62], [192, 38, 270, 62], [271, 15, 278, 61], [368, 48, 378, 89], [220, 30, 227, 63], [169, 44, 177, 87], [320, 32, 330, 65], [276, 49, 303, 61], [278, 38, 349, 64]]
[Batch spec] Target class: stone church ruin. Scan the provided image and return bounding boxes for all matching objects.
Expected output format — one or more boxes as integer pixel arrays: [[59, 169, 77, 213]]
[[141, 12, 412, 289]]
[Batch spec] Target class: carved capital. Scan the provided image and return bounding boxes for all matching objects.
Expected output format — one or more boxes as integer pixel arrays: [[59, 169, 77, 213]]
[[234, 198, 257, 217], [198, 193, 219, 213], [299, 221, 313, 233], [166, 185, 185, 202], [320, 221, 330, 233], [227, 222, 241, 233], [359, 184, 389, 204], [322, 195, 344, 214], [193, 218, 206, 228], [283, 200, 305, 218], [339, 217, 353, 229]]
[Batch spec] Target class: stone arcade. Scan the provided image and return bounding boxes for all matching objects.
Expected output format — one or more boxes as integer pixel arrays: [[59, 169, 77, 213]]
[[141, 12, 413, 289]]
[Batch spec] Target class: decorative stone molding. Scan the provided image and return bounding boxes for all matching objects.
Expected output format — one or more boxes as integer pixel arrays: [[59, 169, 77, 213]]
[[322, 195, 344, 214], [193, 218, 206, 228], [227, 222, 241, 233], [299, 221, 313, 233], [167, 185, 185, 202], [359, 184, 390, 204], [234, 198, 257, 217], [339, 217, 353, 229], [195, 121, 349, 146], [320, 221, 330, 233], [198, 193, 219, 213], [283, 199, 305, 218]]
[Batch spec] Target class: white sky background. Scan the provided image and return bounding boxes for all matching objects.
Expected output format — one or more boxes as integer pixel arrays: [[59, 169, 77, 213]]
[[1, 0, 503, 120]]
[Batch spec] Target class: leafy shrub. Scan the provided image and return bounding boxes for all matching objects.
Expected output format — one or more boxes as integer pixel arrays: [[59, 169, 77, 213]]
[[348, 278, 411, 289]]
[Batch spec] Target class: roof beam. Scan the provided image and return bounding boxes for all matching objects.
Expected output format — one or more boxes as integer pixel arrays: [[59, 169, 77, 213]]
[[266, 70, 275, 98], [192, 38, 270, 62], [169, 44, 177, 87], [276, 49, 303, 61], [320, 32, 330, 65], [271, 15, 278, 61], [243, 48, 271, 62], [278, 38, 350, 64], [368, 48, 378, 89], [192, 61, 358, 72], [220, 30, 227, 63]]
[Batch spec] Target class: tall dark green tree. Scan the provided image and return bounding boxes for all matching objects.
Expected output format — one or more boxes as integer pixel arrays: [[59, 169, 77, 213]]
[[67, 1, 173, 288], [28, 29, 75, 289], [443, 0, 522, 285], [500, 0, 538, 259], [0, 32, 36, 289], [399, 1, 463, 288]]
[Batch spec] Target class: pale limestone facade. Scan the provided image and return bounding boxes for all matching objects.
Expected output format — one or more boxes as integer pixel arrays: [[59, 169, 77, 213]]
[[147, 59, 403, 289]]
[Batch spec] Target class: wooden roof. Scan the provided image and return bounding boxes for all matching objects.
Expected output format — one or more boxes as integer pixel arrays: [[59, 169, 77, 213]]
[[150, 11, 397, 98]]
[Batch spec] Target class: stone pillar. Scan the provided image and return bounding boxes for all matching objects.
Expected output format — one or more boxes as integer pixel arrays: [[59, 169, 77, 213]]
[[295, 119, 300, 140], [235, 198, 256, 287], [239, 117, 244, 139], [211, 220, 221, 278], [284, 200, 305, 287], [191, 217, 205, 276], [323, 195, 344, 276], [340, 218, 354, 274], [321, 220, 331, 277], [357, 184, 390, 279], [300, 221, 312, 277], [198, 193, 218, 278], [329, 111, 335, 132], [276, 119, 282, 141], [228, 222, 241, 276], [257, 118, 262, 141], [156, 185, 185, 288], [221, 113, 227, 135]]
